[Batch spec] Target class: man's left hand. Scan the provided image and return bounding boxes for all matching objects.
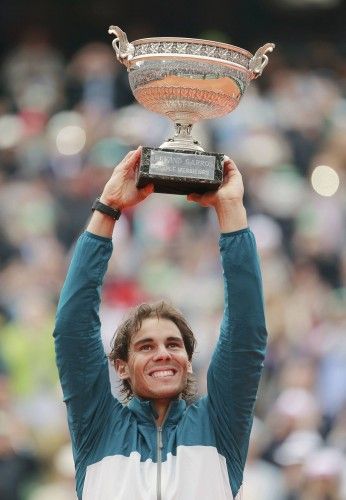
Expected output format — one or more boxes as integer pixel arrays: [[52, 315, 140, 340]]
[[187, 157, 247, 233]]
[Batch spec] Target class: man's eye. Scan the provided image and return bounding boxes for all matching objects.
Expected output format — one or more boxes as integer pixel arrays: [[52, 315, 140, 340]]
[[140, 345, 152, 351], [168, 343, 179, 349]]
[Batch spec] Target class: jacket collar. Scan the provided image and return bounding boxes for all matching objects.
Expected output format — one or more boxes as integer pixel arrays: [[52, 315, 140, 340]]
[[128, 396, 186, 426]]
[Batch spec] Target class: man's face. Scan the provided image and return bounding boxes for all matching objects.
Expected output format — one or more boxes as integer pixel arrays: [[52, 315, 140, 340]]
[[116, 317, 192, 401]]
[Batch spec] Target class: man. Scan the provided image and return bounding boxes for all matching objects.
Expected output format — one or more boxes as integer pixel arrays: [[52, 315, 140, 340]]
[[54, 146, 267, 499]]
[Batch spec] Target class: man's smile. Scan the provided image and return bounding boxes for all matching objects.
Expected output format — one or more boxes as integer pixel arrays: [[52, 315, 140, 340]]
[[148, 368, 178, 378]]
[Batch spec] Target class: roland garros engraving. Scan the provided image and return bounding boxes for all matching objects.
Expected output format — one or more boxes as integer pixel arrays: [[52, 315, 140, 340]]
[[150, 151, 215, 180]]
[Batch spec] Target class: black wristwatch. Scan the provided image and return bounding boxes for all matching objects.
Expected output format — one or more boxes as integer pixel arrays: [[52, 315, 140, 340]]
[[91, 198, 121, 220]]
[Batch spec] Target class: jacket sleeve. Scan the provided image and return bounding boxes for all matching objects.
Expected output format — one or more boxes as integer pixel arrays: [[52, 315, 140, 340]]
[[53, 231, 120, 453], [206, 228, 267, 498]]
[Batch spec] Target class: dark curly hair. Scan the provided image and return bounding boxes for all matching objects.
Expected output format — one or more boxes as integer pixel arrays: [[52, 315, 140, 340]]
[[109, 301, 197, 403]]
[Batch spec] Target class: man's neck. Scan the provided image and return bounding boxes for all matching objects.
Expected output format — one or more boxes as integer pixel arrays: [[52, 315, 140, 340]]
[[153, 398, 171, 426]]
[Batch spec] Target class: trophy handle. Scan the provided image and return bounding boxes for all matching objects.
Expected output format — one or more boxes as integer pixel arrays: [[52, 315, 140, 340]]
[[249, 43, 275, 79], [108, 25, 135, 69]]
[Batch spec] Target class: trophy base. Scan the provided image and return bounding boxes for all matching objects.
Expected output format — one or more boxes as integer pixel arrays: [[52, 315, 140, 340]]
[[136, 147, 223, 195]]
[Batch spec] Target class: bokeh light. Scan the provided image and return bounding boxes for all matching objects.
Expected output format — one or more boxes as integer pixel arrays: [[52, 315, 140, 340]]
[[311, 165, 340, 197], [47, 111, 87, 156], [55, 125, 86, 155]]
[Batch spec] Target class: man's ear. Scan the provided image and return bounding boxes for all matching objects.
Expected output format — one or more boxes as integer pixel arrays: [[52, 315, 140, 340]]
[[187, 361, 193, 374], [115, 359, 130, 380]]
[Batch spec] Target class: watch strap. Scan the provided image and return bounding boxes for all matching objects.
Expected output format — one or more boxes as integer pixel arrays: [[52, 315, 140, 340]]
[[92, 198, 121, 220]]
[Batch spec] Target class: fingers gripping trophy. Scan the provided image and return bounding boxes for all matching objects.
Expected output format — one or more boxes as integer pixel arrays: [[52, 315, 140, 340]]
[[108, 26, 275, 195]]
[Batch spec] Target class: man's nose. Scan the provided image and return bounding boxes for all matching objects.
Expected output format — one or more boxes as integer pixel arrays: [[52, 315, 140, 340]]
[[153, 345, 172, 361]]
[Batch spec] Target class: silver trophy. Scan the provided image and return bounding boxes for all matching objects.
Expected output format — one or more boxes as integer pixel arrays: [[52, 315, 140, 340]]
[[109, 26, 275, 195]]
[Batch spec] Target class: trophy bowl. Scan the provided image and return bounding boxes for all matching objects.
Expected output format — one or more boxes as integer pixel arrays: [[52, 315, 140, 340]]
[[109, 26, 275, 194]]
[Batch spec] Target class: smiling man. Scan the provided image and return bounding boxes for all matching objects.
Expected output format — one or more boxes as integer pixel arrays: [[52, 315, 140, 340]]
[[53, 147, 267, 499], [113, 313, 195, 421]]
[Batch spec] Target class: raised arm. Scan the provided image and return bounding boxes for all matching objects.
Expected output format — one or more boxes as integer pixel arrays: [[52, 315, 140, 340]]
[[54, 147, 153, 449], [188, 159, 267, 497]]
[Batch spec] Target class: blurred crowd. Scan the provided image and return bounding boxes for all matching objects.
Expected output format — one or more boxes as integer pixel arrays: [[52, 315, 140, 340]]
[[0, 28, 346, 500]]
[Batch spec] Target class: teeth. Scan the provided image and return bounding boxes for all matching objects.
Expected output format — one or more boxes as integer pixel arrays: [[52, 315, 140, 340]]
[[151, 370, 175, 378]]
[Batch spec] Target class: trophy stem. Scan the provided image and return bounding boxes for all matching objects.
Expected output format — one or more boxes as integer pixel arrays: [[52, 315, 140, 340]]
[[159, 122, 204, 151]]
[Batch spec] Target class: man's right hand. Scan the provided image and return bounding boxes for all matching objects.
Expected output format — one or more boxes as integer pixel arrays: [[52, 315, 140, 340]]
[[87, 147, 153, 238], [100, 147, 154, 210]]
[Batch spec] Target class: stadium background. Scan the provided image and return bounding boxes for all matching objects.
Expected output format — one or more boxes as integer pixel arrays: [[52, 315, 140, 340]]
[[0, 0, 346, 498]]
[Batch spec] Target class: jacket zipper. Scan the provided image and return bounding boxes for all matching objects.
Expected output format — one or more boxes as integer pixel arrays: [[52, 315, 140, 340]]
[[156, 425, 164, 500], [155, 403, 171, 500]]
